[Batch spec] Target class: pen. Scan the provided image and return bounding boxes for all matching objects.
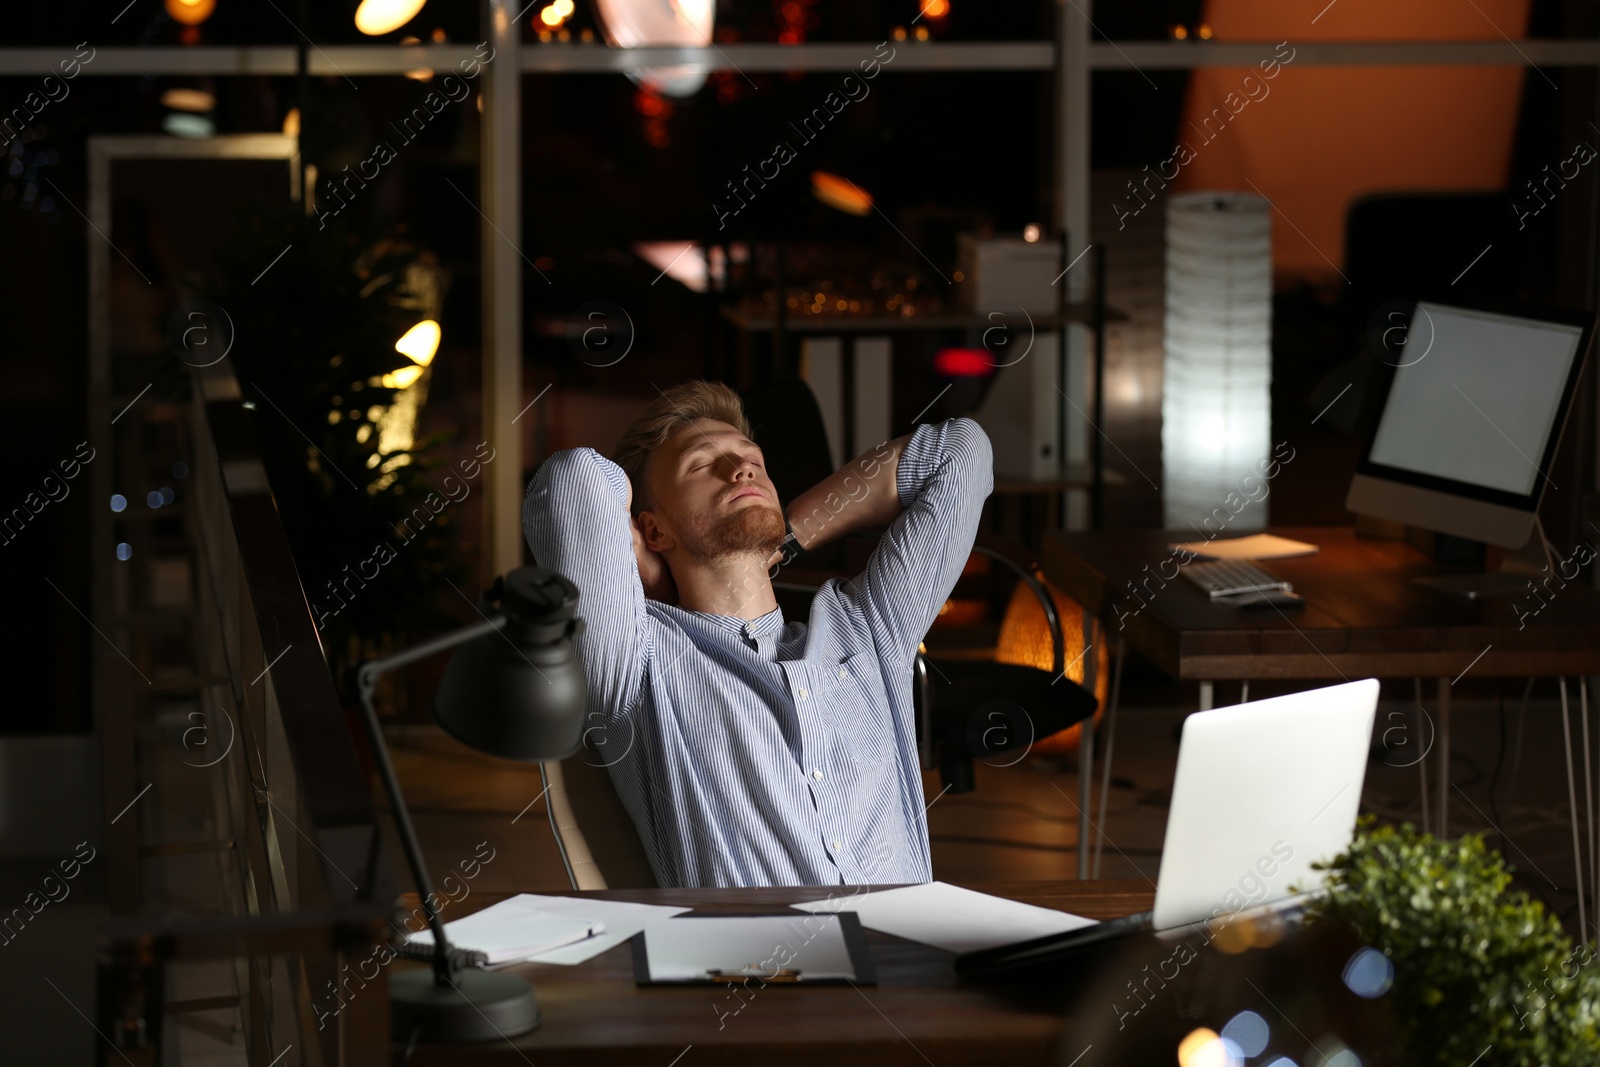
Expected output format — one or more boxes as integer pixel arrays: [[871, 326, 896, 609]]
[[705, 967, 803, 983]]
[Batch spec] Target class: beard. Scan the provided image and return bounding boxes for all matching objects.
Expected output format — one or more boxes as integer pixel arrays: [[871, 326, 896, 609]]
[[677, 499, 786, 564]]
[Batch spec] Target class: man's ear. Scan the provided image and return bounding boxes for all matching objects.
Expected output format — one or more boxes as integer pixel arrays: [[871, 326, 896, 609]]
[[638, 509, 676, 554]]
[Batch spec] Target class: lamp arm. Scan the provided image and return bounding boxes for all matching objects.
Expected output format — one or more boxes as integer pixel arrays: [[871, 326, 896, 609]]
[[361, 614, 508, 678], [353, 612, 509, 984]]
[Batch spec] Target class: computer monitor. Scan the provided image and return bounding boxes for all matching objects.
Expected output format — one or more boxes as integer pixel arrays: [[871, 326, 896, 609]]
[[1345, 299, 1593, 575]]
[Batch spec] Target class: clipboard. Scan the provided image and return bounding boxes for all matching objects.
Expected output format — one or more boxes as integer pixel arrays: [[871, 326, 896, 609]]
[[631, 911, 877, 986]]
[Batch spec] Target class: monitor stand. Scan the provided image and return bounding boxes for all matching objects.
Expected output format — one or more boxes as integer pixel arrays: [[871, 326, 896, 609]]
[[1412, 515, 1556, 600]]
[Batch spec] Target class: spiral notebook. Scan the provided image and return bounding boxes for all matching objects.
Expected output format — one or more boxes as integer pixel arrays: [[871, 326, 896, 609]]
[[406, 897, 605, 965]]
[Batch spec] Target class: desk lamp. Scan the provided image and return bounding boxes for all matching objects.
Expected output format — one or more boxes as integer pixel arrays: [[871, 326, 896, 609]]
[[351, 568, 587, 1043]]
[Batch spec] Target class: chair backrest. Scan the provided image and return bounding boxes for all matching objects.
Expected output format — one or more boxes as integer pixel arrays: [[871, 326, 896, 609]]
[[738, 378, 838, 509], [541, 754, 657, 890]]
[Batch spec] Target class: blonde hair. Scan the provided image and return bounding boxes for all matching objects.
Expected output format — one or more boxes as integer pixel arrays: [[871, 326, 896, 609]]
[[611, 380, 752, 516]]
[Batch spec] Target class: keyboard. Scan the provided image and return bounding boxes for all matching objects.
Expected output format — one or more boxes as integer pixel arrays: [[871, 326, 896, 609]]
[[1180, 559, 1292, 599]]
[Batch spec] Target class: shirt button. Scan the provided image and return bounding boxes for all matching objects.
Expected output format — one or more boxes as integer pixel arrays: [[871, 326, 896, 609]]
[[812, 769, 823, 780], [838, 668, 848, 679], [797, 687, 808, 699], [831, 840, 843, 851]]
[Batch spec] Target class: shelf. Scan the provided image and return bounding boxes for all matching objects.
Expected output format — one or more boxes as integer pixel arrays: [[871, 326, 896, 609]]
[[721, 303, 1127, 333]]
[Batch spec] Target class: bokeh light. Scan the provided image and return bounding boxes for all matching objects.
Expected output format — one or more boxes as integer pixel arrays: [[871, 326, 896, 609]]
[[164, 0, 216, 26], [1178, 1028, 1242, 1067], [162, 113, 215, 139], [1341, 947, 1394, 999], [1220, 1010, 1269, 1058], [381, 364, 425, 390], [161, 88, 215, 112], [811, 171, 873, 216], [395, 320, 440, 366], [355, 0, 428, 36]]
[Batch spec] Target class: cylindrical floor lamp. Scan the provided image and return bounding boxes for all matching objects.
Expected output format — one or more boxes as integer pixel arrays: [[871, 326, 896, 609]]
[[1162, 192, 1273, 532]]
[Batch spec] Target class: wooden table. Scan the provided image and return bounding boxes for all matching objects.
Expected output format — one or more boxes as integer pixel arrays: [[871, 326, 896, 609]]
[[403, 880, 1153, 1066], [1041, 523, 1600, 839]]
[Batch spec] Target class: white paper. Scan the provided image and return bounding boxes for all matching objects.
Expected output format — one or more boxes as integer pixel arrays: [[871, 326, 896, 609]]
[[791, 881, 1097, 954], [1169, 533, 1320, 561], [408, 897, 604, 964], [642, 914, 859, 981], [506, 895, 692, 966]]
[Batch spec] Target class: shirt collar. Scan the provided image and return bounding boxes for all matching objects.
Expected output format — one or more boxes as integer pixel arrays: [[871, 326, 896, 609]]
[[684, 604, 785, 641]]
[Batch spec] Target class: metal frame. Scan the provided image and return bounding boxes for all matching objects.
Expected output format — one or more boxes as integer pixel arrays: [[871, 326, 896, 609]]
[[483, 0, 523, 580], [5, 38, 1596, 75]]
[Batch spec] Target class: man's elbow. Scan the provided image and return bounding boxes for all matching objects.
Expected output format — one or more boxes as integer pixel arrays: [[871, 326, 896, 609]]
[[524, 448, 620, 542], [534, 447, 597, 484], [530, 447, 622, 503], [950, 418, 995, 495]]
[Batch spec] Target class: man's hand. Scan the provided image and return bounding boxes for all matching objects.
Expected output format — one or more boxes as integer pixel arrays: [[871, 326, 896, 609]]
[[782, 434, 910, 558], [631, 514, 678, 605]]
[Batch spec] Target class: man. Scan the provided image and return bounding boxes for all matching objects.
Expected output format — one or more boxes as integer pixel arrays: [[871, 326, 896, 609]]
[[523, 380, 993, 887]]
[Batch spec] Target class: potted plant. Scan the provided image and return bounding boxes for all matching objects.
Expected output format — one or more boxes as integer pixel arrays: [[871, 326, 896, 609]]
[[1305, 817, 1600, 1066], [199, 202, 470, 712]]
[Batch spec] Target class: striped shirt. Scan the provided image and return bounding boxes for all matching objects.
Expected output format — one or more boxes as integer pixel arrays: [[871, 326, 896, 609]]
[[523, 417, 994, 887]]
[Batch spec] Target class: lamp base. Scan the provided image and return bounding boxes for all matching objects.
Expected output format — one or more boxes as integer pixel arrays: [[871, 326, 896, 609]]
[[391, 967, 540, 1043]]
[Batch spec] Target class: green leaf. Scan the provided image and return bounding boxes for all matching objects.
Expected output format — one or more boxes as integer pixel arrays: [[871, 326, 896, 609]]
[[1304, 816, 1600, 1066]]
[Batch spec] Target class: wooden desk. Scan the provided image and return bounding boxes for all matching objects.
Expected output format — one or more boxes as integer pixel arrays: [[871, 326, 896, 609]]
[[405, 880, 1153, 1067], [1041, 523, 1600, 837], [1044, 524, 1600, 682]]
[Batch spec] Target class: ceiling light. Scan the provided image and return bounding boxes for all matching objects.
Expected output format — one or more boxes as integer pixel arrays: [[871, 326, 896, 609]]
[[591, 0, 716, 97]]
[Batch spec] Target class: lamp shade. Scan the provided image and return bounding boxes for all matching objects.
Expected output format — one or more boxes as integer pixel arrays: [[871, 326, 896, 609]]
[[434, 568, 588, 762], [1161, 192, 1272, 531], [994, 576, 1108, 756], [591, 0, 715, 97]]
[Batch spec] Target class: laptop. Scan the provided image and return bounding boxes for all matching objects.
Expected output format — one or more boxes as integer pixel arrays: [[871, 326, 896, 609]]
[[954, 677, 1380, 980]]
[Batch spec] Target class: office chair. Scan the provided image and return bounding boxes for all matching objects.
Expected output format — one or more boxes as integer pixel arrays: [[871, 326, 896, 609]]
[[541, 745, 657, 890], [743, 377, 1098, 795], [926, 531, 1099, 791]]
